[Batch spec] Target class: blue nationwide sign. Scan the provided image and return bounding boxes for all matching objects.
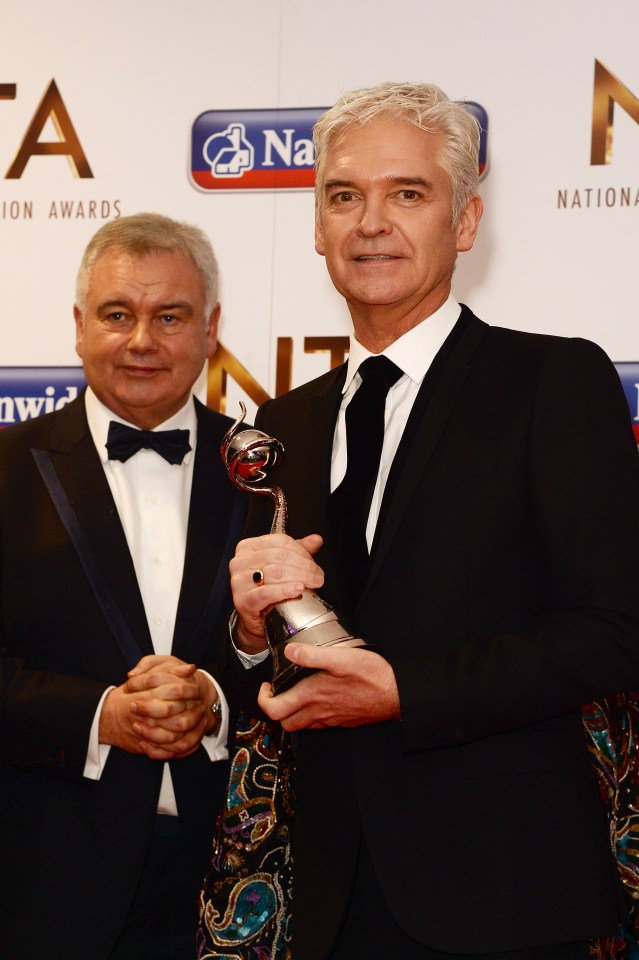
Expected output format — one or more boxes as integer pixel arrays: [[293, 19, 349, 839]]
[[191, 108, 324, 191], [0, 367, 86, 428], [614, 362, 639, 444], [191, 103, 489, 191]]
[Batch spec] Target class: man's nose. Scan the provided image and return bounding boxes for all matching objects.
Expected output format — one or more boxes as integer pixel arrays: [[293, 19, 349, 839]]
[[127, 319, 157, 351], [357, 198, 392, 237]]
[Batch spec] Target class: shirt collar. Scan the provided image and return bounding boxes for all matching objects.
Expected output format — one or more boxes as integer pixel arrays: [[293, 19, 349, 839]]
[[342, 294, 462, 394], [84, 386, 197, 465]]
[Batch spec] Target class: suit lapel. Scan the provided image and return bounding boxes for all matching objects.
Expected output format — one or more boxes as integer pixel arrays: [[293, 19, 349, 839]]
[[44, 394, 154, 660], [307, 368, 349, 594], [173, 401, 241, 663], [263, 366, 346, 545], [361, 309, 488, 604], [301, 371, 346, 540]]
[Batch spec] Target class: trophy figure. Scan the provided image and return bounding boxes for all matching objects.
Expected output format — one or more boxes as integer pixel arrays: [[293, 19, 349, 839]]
[[221, 403, 365, 693]]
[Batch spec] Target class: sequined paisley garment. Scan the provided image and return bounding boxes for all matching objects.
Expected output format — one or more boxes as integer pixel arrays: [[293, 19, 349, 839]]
[[198, 698, 639, 958], [584, 692, 639, 958], [197, 714, 294, 960]]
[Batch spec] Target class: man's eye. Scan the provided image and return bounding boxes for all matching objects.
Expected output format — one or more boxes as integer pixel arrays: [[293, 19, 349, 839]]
[[106, 312, 126, 323], [331, 192, 356, 204], [399, 190, 419, 200]]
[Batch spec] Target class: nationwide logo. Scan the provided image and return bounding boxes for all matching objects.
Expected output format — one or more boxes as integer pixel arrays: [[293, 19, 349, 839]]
[[614, 363, 639, 443], [191, 108, 323, 191], [0, 367, 85, 428], [466, 102, 488, 178], [191, 104, 489, 191]]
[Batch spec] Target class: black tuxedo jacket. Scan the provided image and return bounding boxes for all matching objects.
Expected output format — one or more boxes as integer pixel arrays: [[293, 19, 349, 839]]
[[242, 307, 639, 956], [0, 393, 245, 959]]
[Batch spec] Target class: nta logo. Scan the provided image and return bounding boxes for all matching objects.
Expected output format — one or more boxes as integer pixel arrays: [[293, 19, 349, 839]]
[[591, 60, 639, 165], [0, 80, 92, 179]]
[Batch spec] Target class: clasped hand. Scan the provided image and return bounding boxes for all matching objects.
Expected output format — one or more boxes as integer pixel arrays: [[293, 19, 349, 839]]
[[99, 654, 218, 761]]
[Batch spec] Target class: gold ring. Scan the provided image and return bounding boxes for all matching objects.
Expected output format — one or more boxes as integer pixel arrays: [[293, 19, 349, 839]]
[[252, 569, 265, 585]]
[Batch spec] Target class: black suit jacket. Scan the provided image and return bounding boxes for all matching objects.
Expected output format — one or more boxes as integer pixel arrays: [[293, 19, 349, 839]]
[[242, 307, 639, 956], [0, 393, 245, 959]]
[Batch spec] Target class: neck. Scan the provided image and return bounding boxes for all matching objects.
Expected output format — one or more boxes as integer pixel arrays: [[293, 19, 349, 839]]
[[350, 289, 450, 353]]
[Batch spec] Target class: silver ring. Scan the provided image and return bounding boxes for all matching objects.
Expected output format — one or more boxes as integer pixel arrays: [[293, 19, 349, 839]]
[[252, 569, 265, 586]]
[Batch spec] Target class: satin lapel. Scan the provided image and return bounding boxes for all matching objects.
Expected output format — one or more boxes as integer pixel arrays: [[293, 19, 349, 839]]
[[45, 395, 154, 659], [306, 367, 347, 586], [288, 367, 345, 543], [173, 403, 239, 663], [361, 311, 488, 603]]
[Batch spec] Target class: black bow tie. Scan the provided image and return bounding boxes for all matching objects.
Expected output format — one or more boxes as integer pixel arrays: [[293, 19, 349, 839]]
[[106, 421, 192, 465]]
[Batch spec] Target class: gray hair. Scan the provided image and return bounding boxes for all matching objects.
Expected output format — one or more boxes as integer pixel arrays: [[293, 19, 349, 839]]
[[314, 81, 480, 226], [75, 212, 219, 316]]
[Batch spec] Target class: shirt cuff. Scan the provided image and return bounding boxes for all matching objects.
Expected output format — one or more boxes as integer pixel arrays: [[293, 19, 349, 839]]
[[229, 609, 271, 669], [83, 685, 115, 780], [200, 671, 229, 761]]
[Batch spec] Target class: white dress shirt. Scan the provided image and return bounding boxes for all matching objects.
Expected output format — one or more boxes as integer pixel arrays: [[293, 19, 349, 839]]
[[82, 387, 229, 815], [332, 295, 461, 546]]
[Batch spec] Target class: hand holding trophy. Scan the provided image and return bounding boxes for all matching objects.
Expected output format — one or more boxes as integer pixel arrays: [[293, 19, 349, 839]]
[[221, 403, 365, 693]]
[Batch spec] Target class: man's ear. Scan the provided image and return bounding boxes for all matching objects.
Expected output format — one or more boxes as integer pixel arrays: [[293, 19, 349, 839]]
[[456, 195, 483, 253], [315, 218, 326, 257], [206, 302, 221, 357], [73, 304, 85, 359]]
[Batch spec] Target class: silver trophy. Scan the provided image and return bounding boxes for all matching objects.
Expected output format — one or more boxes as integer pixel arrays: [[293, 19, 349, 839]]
[[221, 403, 365, 693]]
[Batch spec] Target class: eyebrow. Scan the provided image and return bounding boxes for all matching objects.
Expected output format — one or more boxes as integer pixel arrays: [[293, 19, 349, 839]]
[[96, 298, 195, 315], [323, 176, 434, 192]]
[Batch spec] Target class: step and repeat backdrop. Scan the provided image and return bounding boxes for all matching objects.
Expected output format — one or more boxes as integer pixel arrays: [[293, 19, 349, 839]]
[[1, 0, 638, 436]]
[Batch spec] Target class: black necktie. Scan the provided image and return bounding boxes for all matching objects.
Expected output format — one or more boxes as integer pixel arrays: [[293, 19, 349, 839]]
[[327, 355, 402, 612], [106, 421, 192, 465]]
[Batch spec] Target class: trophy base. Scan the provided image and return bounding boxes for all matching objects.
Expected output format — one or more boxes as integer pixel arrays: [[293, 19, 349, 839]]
[[266, 593, 366, 694]]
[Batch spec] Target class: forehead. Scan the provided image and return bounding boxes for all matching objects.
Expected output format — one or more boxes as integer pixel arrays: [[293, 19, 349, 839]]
[[322, 116, 447, 185], [87, 247, 204, 304]]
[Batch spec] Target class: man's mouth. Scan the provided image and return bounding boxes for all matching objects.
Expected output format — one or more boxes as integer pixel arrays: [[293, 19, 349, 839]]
[[355, 254, 397, 261], [123, 365, 162, 375]]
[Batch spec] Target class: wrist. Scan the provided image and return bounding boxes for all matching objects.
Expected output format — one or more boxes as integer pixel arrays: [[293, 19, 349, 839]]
[[233, 613, 269, 656]]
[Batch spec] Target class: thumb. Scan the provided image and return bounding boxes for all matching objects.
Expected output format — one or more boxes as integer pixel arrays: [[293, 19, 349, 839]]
[[296, 533, 324, 556]]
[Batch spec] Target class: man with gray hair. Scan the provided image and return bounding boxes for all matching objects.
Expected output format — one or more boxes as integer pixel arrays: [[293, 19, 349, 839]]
[[0, 213, 245, 959], [229, 82, 639, 958]]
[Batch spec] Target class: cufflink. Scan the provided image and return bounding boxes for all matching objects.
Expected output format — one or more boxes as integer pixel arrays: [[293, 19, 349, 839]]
[[209, 698, 222, 735]]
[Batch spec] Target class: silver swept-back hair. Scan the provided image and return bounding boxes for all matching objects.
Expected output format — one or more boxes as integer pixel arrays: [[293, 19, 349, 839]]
[[314, 81, 481, 226], [75, 212, 219, 317]]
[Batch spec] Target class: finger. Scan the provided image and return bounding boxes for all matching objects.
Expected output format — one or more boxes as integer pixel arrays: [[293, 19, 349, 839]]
[[284, 641, 364, 676], [130, 692, 197, 719], [240, 579, 307, 617], [297, 533, 324, 555], [140, 721, 207, 759], [231, 540, 325, 588], [257, 681, 279, 719], [256, 677, 329, 731], [256, 679, 313, 722], [125, 673, 200, 698], [136, 705, 204, 735], [132, 720, 183, 745], [128, 656, 196, 678]]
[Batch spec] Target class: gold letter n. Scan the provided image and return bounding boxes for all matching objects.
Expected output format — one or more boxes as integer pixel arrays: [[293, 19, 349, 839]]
[[591, 60, 639, 165]]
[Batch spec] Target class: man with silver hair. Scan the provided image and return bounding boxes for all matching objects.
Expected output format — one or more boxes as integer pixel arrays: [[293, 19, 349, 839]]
[[229, 82, 639, 958], [0, 213, 245, 959]]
